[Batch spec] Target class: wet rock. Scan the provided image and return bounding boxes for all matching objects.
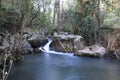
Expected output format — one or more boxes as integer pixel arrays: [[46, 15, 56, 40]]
[[33, 48, 41, 53], [104, 50, 120, 59], [104, 51, 117, 59], [27, 34, 48, 53], [28, 35, 48, 48], [28, 39, 48, 48], [51, 37, 74, 52], [75, 44, 107, 58], [51, 34, 84, 52]]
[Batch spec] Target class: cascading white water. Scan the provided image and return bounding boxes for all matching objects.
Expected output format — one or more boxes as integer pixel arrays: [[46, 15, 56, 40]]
[[39, 38, 73, 56], [43, 38, 52, 51]]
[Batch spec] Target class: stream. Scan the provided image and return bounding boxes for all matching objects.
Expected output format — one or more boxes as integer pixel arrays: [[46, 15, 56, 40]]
[[8, 39, 120, 80]]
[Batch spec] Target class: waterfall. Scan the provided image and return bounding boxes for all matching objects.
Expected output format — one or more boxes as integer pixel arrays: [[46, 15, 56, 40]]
[[39, 38, 73, 56], [39, 38, 52, 52], [43, 38, 52, 51]]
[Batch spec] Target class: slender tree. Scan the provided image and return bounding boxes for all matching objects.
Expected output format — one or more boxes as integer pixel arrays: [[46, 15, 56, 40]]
[[57, 0, 60, 33], [93, 13, 98, 43], [53, 0, 57, 25], [97, 0, 101, 43], [53, 0, 61, 33], [18, 0, 30, 51]]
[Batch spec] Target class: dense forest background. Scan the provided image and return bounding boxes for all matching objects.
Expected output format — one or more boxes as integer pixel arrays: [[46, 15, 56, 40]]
[[0, 0, 120, 80], [1, 0, 120, 47]]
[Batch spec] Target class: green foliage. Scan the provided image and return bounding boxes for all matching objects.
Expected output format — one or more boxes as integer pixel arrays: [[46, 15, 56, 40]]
[[100, 0, 120, 48], [61, 0, 99, 45], [114, 7, 120, 17], [80, 16, 95, 45], [64, 46, 71, 52], [72, 0, 98, 45], [1, 0, 119, 45], [47, 26, 56, 36], [0, 0, 53, 36], [62, 9, 76, 33], [104, 15, 120, 27], [0, 0, 34, 34], [0, 8, 20, 34], [101, 6, 120, 30], [102, 0, 114, 11]]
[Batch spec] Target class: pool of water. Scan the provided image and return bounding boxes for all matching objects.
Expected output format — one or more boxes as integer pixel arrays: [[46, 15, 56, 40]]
[[8, 53, 120, 80]]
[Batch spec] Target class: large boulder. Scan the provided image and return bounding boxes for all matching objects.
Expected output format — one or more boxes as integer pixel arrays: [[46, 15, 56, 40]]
[[75, 44, 107, 58], [23, 28, 48, 48], [0, 34, 34, 54], [28, 35, 48, 48], [21, 41, 33, 54], [51, 34, 84, 52], [27, 34, 48, 53], [28, 39, 48, 48]]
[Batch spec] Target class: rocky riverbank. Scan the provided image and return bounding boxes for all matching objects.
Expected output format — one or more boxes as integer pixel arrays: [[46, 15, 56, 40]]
[[1, 31, 120, 60], [49, 33, 120, 59]]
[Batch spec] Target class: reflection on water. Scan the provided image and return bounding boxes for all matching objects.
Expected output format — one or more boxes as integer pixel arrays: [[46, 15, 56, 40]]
[[9, 53, 120, 80]]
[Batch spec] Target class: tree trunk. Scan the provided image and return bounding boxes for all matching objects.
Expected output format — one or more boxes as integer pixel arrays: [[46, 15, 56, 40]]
[[42, 0, 46, 35], [57, 0, 60, 33], [97, 0, 101, 43], [93, 13, 97, 43], [53, 0, 61, 33], [53, 0, 57, 25], [42, 0, 45, 12], [60, 1, 64, 32], [27, 10, 39, 27], [18, 13, 28, 51], [18, 0, 29, 51]]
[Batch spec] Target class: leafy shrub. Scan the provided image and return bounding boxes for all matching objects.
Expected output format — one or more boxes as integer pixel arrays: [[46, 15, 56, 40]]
[[0, 8, 21, 34]]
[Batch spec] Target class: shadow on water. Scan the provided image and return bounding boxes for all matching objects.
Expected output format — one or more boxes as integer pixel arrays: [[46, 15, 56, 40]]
[[8, 53, 120, 80]]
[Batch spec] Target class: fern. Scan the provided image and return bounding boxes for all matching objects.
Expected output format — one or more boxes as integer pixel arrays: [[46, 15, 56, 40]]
[[102, 13, 120, 29]]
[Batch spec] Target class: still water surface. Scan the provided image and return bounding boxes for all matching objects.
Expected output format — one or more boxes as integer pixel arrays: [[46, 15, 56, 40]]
[[9, 53, 120, 80]]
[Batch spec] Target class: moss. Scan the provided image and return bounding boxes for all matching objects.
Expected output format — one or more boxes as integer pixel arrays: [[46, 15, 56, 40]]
[[64, 46, 71, 52]]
